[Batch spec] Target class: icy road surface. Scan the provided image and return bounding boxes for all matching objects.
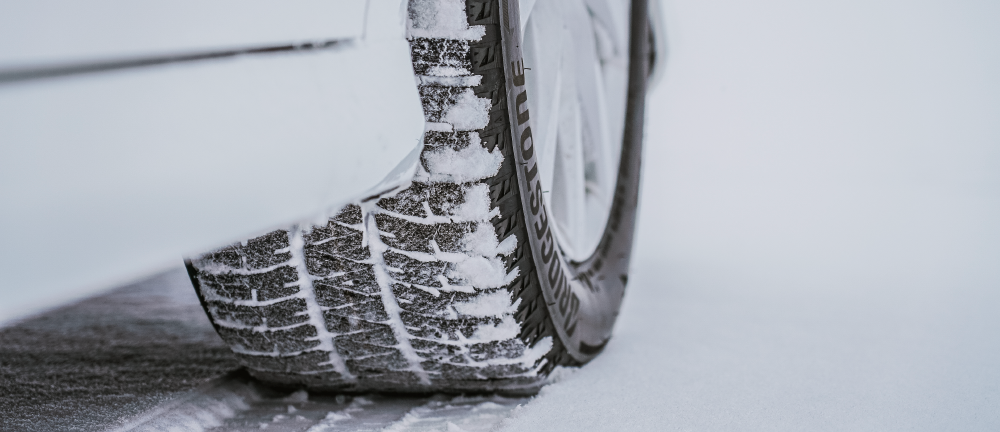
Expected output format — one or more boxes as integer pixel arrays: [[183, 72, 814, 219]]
[[2, 0, 999, 430]]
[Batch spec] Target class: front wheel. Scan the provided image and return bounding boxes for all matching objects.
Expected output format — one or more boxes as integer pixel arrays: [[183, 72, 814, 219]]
[[185, 0, 650, 394]]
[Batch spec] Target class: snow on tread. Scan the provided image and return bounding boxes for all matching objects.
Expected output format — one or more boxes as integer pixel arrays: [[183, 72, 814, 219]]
[[186, 0, 553, 393]]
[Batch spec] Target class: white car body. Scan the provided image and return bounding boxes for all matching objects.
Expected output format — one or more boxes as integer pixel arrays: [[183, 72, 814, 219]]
[[0, 0, 665, 323]]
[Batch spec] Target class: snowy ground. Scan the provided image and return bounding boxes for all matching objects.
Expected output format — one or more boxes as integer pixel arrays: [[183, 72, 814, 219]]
[[505, 0, 1000, 429], [3, 0, 999, 430]]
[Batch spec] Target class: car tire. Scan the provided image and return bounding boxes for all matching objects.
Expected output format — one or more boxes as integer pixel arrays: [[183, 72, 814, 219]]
[[185, 0, 649, 394]]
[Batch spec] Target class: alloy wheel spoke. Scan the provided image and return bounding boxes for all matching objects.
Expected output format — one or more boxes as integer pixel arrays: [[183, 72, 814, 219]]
[[522, 0, 630, 261]]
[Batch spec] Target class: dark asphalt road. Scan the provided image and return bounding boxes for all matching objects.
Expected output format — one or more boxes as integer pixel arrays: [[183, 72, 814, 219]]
[[0, 268, 239, 431]]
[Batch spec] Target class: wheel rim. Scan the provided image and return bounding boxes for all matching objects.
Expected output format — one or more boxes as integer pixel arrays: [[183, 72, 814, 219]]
[[522, 0, 631, 262]]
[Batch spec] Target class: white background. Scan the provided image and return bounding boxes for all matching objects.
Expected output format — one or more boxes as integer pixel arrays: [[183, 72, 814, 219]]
[[500, 0, 1000, 429]]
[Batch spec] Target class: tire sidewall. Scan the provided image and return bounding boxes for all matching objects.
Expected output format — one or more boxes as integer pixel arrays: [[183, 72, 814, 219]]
[[500, 0, 649, 363]]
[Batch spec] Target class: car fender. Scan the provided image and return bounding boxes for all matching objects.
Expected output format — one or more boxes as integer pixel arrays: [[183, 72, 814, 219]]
[[0, 0, 424, 322]]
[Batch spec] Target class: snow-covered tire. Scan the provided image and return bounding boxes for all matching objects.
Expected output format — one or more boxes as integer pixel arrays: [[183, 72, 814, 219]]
[[185, 0, 649, 394]]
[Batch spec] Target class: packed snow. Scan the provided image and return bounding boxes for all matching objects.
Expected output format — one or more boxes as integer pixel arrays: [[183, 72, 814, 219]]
[[309, 394, 525, 432], [452, 290, 517, 317], [449, 184, 497, 225], [419, 141, 503, 183], [441, 90, 491, 131], [407, 0, 486, 40]]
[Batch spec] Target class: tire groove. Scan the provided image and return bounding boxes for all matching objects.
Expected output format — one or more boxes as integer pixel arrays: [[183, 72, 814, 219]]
[[287, 225, 354, 380], [361, 201, 433, 385]]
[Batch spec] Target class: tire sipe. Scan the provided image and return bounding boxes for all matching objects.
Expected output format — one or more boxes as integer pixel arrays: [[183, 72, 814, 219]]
[[185, 0, 649, 394]]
